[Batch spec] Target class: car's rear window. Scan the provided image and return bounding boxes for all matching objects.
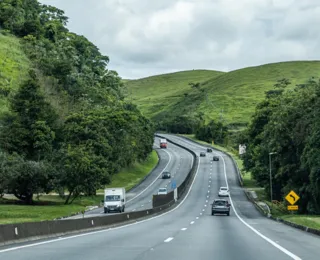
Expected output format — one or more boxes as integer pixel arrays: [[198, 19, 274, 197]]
[[214, 200, 227, 206], [221, 187, 227, 190], [159, 188, 167, 192]]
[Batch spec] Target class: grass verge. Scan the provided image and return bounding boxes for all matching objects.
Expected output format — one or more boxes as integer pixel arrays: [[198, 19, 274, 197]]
[[0, 150, 159, 224], [0, 195, 103, 224]]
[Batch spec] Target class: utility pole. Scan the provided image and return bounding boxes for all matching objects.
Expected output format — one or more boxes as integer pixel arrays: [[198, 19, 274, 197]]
[[269, 152, 277, 203]]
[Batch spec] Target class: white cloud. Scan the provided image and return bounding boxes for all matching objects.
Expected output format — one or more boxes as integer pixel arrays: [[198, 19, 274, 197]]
[[40, 0, 320, 79]]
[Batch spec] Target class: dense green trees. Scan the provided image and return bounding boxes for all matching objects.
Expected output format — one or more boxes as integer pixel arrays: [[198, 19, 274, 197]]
[[195, 120, 228, 145], [242, 78, 320, 213], [0, 0, 154, 203]]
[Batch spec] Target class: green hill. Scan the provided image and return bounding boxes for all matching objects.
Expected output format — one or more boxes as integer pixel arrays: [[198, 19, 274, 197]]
[[126, 61, 320, 128], [125, 70, 224, 118], [0, 33, 30, 113]]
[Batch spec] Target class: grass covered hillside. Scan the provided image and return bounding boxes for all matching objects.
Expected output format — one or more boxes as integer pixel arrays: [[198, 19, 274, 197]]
[[125, 70, 224, 118], [200, 61, 320, 127], [0, 33, 30, 113], [127, 61, 320, 128]]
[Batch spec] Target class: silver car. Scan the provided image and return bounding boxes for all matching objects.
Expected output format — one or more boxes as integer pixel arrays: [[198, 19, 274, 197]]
[[211, 199, 231, 216]]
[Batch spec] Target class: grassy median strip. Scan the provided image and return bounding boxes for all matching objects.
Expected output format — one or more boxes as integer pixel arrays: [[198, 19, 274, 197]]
[[180, 134, 320, 231], [0, 150, 159, 224]]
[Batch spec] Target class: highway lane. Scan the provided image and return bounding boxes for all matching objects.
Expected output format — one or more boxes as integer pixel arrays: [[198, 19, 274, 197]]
[[75, 137, 193, 218], [125, 138, 193, 212], [2, 135, 319, 259], [162, 134, 320, 260]]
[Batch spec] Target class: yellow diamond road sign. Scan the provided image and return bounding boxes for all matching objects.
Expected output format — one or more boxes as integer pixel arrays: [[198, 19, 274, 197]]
[[285, 190, 300, 205]]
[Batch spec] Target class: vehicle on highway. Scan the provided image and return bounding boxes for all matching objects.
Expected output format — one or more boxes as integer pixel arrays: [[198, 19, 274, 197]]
[[218, 186, 229, 197], [207, 148, 213, 152], [157, 187, 168, 195], [211, 199, 231, 216], [200, 152, 206, 157], [104, 188, 126, 213], [213, 156, 219, 161], [159, 138, 168, 148], [162, 171, 171, 179]]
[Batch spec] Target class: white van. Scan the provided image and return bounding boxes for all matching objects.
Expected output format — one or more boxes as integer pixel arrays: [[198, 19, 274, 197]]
[[104, 188, 126, 213]]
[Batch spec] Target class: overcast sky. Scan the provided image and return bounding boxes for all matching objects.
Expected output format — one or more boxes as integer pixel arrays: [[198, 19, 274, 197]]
[[40, 0, 320, 79]]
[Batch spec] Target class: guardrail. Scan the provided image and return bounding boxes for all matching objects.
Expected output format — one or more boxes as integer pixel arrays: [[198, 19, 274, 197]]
[[0, 135, 197, 246]]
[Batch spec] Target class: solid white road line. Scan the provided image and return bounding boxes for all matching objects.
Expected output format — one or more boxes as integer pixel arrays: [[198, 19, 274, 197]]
[[198, 141, 303, 260], [168, 135, 302, 260], [164, 237, 174, 243]]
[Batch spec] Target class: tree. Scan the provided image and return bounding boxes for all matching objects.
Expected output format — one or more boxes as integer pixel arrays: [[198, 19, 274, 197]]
[[195, 120, 228, 144], [56, 145, 109, 204], [0, 71, 58, 161], [243, 78, 320, 213]]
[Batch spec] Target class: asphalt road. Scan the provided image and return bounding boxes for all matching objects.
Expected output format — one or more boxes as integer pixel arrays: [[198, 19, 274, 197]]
[[73, 136, 193, 218], [1, 134, 319, 260]]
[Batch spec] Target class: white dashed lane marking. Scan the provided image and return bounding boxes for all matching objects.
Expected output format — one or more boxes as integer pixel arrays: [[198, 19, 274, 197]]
[[164, 237, 174, 243], [190, 221, 195, 225], [181, 228, 187, 231]]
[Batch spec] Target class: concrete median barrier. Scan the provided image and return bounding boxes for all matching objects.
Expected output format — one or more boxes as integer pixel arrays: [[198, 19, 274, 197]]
[[152, 190, 174, 208]]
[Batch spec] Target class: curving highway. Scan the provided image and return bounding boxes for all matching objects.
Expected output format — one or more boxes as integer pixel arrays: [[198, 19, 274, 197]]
[[69, 136, 193, 218], [0, 134, 319, 260]]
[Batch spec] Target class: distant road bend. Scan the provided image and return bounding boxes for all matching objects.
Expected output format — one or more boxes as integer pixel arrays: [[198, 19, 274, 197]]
[[69, 136, 193, 219], [0, 134, 319, 260]]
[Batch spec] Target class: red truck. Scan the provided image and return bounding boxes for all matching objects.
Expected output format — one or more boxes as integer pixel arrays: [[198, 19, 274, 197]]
[[159, 138, 168, 148]]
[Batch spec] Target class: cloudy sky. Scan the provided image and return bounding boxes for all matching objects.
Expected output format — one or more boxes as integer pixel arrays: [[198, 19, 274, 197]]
[[40, 0, 320, 79]]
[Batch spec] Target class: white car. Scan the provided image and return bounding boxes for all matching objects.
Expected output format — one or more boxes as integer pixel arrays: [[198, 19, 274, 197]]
[[158, 187, 168, 195], [218, 187, 229, 197]]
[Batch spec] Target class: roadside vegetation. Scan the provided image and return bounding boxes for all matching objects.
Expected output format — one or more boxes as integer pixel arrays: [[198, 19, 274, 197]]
[[0, 150, 158, 224], [240, 78, 320, 214], [0, 0, 155, 207]]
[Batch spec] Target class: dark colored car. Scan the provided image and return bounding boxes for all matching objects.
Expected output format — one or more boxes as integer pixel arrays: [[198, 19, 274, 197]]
[[162, 171, 171, 179], [200, 152, 206, 157], [213, 156, 219, 161], [207, 148, 213, 153], [211, 199, 231, 216]]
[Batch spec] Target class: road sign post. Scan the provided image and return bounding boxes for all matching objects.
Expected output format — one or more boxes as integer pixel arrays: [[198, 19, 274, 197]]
[[174, 188, 178, 201]]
